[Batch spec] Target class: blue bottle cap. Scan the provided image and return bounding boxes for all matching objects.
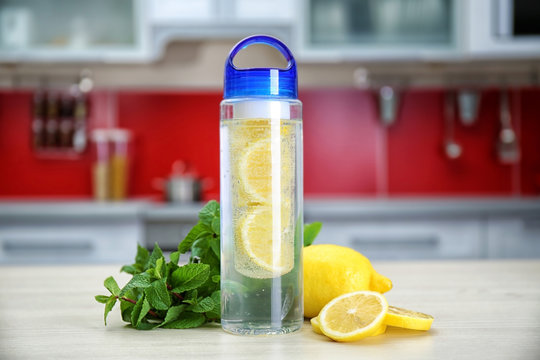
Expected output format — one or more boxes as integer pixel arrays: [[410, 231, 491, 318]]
[[223, 35, 298, 99]]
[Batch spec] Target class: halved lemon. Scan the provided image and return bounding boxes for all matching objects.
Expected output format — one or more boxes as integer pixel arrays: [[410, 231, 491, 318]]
[[235, 206, 294, 278], [318, 291, 388, 342], [311, 315, 386, 337], [385, 306, 434, 331]]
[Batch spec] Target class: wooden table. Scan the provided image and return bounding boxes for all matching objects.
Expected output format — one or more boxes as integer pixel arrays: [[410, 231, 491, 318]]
[[1, 261, 540, 359]]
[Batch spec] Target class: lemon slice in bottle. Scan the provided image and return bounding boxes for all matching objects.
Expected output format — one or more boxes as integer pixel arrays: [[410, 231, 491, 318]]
[[238, 132, 294, 204], [235, 206, 294, 278]]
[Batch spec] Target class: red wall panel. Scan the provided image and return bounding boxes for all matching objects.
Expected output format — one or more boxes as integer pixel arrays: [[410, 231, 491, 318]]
[[0, 91, 92, 197], [0, 88, 539, 199], [520, 88, 540, 195], [116, 91, 221, 199], [301, 89, 378, 195], [387, 89, 515, 195]]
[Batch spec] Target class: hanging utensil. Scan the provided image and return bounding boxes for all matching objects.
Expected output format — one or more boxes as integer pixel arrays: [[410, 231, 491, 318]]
[[497, 89, 520, 164], [378, 85, 399, 126], [443, 91, 462, 160], [457, 89, 481, 126]]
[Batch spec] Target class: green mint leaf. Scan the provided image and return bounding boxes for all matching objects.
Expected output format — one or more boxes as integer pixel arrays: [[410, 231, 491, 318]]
[[135, 244, 150, 267], [120, 272, 153, 296], [170, 264, 210, 293], [120, 264, 140, 275], [211, 217, 220, 236], [178, 222, 210, 254], [95, 295, 110, 304], [146, 243, 164, 270], [304, 222, 322, 247], [170, 251, 180, 265], [198, 200, 219, 227], [209, 236, 220, 259], [211, 275, 220, 283], [130, 295, 150, 328], [183, 289, 198, 303], [190, 296, 215, 313], [190, 236, 210, 262], [120, 298, 135, 323], [139, 297, 151, 324], [104, 276, 121, 296], [135, 321, 159, 330], [154, 257, 164, 279], [104, 295, 117, 325], [205, 309, 220, 320], [144, 279, 171, 310], [198, 248, 220, 270], [162, 312, 205, 329], [205, 290, 221, 319], [158, 305, 186, 328], [211, 290, 220, 303]]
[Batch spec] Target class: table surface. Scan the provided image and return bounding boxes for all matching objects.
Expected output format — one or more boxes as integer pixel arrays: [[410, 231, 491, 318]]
[[1, 260, 540, 360]]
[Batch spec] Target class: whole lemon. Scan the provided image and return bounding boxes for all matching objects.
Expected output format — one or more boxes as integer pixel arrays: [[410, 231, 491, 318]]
[[303, 244, 393, 318]]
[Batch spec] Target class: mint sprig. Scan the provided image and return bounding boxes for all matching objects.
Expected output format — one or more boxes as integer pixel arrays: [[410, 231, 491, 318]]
[[96, 200, 322, 329]]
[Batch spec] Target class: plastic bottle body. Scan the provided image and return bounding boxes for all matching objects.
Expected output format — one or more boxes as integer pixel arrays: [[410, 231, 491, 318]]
[[220, 98, 303, 335]]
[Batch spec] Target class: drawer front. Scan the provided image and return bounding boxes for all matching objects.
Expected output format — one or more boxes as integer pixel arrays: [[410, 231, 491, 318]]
[[312, 220, 484, 260], [0, 222, 141, 264], [487, 217, 540, 258], [145, 221, 196, 252]]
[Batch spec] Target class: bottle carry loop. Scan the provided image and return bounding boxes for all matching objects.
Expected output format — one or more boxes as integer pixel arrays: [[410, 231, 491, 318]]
[[223, 35, 298, 99]]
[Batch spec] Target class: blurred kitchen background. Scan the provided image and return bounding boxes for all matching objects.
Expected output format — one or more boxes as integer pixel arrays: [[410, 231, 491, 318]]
[[1, 0, 539, 264]]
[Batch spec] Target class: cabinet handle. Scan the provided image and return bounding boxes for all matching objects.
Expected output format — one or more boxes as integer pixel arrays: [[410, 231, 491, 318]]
[[351, 236, 439, 249], [2, 239, 94, 254]]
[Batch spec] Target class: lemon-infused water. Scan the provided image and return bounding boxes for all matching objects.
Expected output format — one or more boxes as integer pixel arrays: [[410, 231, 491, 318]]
[[220, 113, 303, 335], [220, 35, 303, 335]]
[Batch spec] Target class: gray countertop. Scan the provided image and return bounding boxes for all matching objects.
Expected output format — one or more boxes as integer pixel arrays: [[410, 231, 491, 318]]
[[0, 197, 539, 222]]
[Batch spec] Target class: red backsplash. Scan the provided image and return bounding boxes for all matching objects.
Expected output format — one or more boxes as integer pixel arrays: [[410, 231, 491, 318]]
[[1, 88, 539, 199]]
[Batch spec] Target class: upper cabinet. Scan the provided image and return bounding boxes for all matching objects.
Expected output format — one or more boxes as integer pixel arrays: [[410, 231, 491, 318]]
[[0, 0, 151, 62], [298, 0, 461, 61], [1, 0, 539, 63]]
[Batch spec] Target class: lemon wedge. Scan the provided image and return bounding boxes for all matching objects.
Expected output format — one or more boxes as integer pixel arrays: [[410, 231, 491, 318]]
[[318, 291, 388, 342], [385, 306, 434, 331]]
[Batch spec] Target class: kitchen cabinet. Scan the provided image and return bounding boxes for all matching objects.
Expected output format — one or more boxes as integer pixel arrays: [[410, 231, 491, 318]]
[[486, 216, 540, 258], [314, 219, 485, 260], [148, 0, 295, 57], [297, 0, 462, 61], [0, 0, 295, 63], [144, 202, 202, 253], [464, 0, 540, 59], [0, 202, 144, 264], [0, 0, 151, 63], [304, 198, 540, 260], [1, 198, 539, 264]]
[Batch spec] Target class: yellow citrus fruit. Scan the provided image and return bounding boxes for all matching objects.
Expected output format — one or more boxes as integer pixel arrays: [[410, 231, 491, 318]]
[[310, 316, 324, 335], [238, 129, 294, 204], [311, 315, 386, 337], [385, 306, 434, 331], [318, 291, 388, 342], [303, 244, 392, 318], [235, 206, 294, 278]]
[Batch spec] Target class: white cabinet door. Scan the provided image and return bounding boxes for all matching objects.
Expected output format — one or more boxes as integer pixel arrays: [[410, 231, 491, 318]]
[[313, 219, 485, 260], [0, 220, 141, 264]]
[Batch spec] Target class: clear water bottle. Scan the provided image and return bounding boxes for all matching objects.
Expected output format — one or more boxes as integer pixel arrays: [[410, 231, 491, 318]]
[[220, 35, 303, 335]]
